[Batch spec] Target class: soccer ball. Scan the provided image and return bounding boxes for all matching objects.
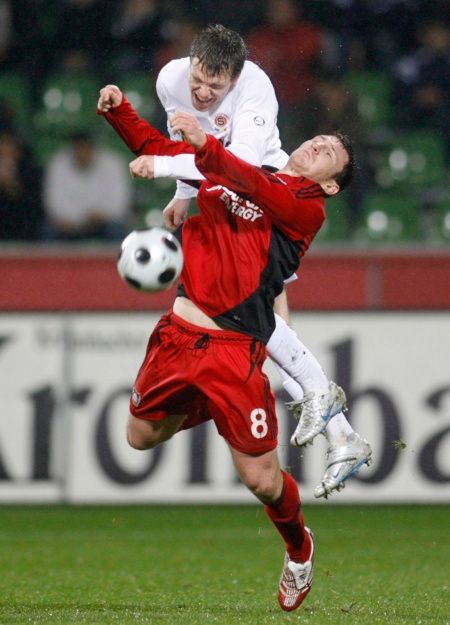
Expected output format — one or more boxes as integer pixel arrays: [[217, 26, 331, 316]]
[[117, 227, 183, 292]]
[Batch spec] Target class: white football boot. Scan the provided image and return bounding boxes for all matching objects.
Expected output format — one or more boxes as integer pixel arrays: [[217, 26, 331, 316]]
[[289, 381, 347, 447], [314, 433, 373, 499], [278, 527, 314, 612]]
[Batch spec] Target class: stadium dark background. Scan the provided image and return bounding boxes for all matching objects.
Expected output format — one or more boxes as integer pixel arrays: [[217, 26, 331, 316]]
[[0, 0, 449, 244]]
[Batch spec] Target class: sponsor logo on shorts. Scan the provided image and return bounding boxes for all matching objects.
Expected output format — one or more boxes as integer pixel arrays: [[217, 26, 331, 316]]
[[131, 388, 141, 407], [254, 116, 265, 126]]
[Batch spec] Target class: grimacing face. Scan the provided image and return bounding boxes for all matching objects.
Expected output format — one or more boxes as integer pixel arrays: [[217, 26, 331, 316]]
[[188, 58, 236, 112], [290, 135, 349, 189]]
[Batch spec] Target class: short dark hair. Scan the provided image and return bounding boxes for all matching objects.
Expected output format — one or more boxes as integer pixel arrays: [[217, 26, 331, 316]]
[[333, 131, 355, 192], [189, 24, 247, 79]]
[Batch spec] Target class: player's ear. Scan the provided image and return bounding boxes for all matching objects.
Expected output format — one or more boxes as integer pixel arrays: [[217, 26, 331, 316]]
[[321, 179, 340, 196]]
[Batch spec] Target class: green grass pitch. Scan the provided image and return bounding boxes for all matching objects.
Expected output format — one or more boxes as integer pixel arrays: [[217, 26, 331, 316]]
[[0, 504, 448, 625]]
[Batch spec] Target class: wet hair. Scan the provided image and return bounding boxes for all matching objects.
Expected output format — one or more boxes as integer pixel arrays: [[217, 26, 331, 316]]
[[189, 24, 247, 79], [332, 131, 355, 192]]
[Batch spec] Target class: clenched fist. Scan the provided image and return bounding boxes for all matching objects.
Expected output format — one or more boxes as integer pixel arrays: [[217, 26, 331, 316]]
[[170, 111, 207, 149], [129, 155, 155, 180], [97, 84, 123, 112]]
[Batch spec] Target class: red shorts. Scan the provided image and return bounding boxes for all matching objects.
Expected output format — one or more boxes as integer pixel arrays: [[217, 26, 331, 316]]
[[130, 312, 278, 454]]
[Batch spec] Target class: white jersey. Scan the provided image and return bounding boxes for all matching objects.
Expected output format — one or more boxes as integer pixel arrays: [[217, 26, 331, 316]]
[[154, 57, 289, 198]]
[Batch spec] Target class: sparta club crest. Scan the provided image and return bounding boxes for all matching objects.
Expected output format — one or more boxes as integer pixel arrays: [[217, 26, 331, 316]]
[[213, 113, 229, 130]]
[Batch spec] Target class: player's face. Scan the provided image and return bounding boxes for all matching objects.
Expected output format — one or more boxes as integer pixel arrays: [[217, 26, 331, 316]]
[[189, 58, 235, 112], [290, 135, 349, 188]]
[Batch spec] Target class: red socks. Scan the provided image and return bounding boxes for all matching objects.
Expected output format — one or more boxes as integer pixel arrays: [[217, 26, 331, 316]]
[[264, 470, 311, 562]]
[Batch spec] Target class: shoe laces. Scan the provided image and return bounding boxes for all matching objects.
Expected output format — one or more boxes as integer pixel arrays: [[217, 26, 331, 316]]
[[297, 393, 322, 427], [288, 561, 311, 590]]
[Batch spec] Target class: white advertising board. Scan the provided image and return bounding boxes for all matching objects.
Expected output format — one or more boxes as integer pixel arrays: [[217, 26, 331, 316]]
[[0, 312, 448, 504]]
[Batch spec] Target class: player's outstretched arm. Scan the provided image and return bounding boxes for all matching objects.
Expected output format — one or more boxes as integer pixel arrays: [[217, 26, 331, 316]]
[[159, 112, 208, 227], [97, 87, 193, 158]]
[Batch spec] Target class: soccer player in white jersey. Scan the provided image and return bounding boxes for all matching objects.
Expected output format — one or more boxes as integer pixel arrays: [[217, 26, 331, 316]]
[[154, 24, 287, 228], [98, 24, 372, 498]]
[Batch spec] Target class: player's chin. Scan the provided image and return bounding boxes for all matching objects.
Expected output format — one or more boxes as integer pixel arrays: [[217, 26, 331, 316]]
[[192, 96, 213, 111], [194, 104, 210, 112]]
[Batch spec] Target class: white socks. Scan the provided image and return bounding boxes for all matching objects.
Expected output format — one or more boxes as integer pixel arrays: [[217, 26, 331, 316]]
[[324, 412, 354, 445], [275, 363, 304, 401], [266, 314, 328, 394], [267, 313, 355, 444]]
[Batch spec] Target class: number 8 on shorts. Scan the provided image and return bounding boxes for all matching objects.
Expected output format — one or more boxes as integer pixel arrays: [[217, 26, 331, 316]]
[[250, 408, 268, 439]]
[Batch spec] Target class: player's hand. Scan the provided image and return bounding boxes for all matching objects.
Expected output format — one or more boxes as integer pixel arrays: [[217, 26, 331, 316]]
[[170, 111, 207, 149], [163, 197, 191, 230], [97, 84, 123, 112], [129, 155, 155, 180]]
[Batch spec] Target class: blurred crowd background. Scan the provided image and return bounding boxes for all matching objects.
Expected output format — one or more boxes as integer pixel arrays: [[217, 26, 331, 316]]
[[0, 0, 449, 245]]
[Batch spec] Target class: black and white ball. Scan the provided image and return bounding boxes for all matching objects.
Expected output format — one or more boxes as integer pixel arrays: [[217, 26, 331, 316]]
[[117, 227, 183, 292]]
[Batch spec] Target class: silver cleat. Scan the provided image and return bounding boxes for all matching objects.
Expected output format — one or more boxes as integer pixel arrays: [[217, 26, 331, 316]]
[[288, 381, 347, 447], [314, 433, 373, 499]]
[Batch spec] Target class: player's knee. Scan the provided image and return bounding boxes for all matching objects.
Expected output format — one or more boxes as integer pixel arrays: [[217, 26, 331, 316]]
[[244, 473, 279, 503], [126, 427, 158, 450], [126, 415, 160, 450]]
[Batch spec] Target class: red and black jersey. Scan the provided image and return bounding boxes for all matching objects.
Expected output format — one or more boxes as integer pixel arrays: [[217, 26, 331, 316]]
[[101, 100, 326, 343], [180, 135, 325, 341]]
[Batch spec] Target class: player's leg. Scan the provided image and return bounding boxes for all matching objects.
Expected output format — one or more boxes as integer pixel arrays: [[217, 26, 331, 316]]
[[278, 372, 372, 497], [229, 446, 314, 612], [202, 332, 314, 612], [229, 446, 310, 560], [194, 320, 358, 594], [268, 316, 372, 496], [314, 425, 372, 499], [267, 313, 347, 445], [127, 413, 187, 449]]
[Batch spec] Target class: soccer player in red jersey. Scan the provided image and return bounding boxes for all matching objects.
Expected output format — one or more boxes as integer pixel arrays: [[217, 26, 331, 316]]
[[98, 29, 372, 499], [97, 88, 358, 610]]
